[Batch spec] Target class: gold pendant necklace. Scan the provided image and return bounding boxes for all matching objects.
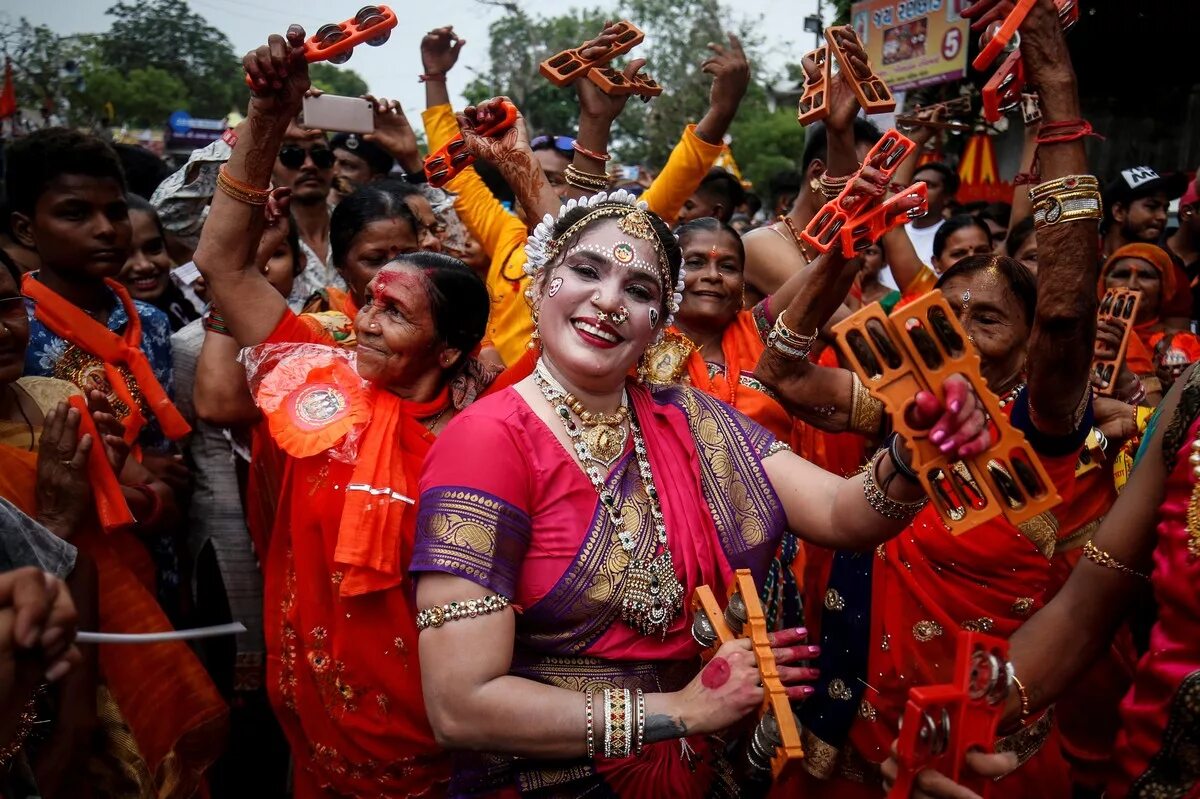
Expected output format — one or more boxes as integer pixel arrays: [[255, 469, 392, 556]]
[[534, 361, 685, 638], [551, 370, 630, 469]]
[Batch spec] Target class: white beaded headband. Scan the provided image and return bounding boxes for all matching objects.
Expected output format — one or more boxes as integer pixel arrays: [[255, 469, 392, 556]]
[[523, 190, 684, 324]]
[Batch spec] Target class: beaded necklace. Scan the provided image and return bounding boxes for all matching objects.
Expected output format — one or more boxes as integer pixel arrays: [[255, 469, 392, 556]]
[[533, 361, 685, 637]]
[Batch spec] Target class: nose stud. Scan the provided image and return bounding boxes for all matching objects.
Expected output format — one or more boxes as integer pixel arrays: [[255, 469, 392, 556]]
[[610, 307, 629, 326]]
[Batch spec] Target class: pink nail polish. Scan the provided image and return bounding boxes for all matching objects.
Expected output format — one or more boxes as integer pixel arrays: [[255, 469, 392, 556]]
[[930, 429, 945, 444]]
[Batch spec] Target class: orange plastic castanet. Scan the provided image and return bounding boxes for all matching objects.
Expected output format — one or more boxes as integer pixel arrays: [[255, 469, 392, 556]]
[[895, 96, 974, 133], [888, 632, 1011, 799], [423, 99, 519, 188], [244, 5, 397, 86], [68, 395, 134, 533], [802, 130, 917, 255], [839, 182, 928, 257], [538, 21, 646, 87], [796, 45, 832, 125], [1092, 288, 1142, 397], [972, 0, 1035, 71], [825, 26, 896, 116], [586, 66, 662, 100], [692, 570, 804, 779], [982, 48, 1024, 123], [832, 292, 1062, 534]]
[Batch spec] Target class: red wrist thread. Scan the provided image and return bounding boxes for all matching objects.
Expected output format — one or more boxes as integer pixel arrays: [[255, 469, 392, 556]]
[[572, 140, 611, 162], [418, 73, 447, 83], [1029, 119, 1104, 181]]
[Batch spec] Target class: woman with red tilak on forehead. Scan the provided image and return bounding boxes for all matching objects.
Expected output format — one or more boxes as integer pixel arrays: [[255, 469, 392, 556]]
[[409, 185, 992, 796], [191, 29, 502, 797]]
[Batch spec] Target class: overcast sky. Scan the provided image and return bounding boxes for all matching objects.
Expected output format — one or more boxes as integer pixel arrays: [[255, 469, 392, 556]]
[[2, 0, 827, 120]]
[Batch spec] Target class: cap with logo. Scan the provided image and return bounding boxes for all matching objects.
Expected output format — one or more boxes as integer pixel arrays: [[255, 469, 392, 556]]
[[1104, 166, 1189, 207], [330, 132, 395, 177]]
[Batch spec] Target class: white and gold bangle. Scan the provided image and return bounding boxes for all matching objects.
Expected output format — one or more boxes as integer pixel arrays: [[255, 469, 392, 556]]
[[862, 450, 928, 521]]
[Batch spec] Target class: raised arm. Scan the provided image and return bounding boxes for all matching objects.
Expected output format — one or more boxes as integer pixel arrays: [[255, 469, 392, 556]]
[[457, 98, 560, 224], [1020, 0, 1098, 436], [639, 34, 751, 222], [191, 28, 310, 346]]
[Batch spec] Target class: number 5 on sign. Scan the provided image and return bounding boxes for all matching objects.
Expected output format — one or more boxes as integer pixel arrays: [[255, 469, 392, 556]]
[[942, 27, 962, 59]]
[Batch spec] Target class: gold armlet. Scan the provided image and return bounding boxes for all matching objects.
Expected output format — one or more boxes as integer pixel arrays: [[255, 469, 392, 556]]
[[415, 594, 512, 630]]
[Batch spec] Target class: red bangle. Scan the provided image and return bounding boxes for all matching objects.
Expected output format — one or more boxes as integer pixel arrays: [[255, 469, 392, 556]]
[[418, 73, 447, 83], [572, 141, 611, 162], [1013, 172, 1038, 186]]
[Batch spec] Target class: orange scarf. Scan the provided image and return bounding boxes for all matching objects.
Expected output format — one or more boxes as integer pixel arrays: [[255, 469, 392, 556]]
[[254, 344, 446, 597], [22, 274, 190, 444], [334, 386, 446, 596], [68, 394, 133, 532]]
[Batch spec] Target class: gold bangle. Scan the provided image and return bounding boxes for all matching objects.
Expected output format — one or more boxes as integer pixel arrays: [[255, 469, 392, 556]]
[[1032, 190, 1103, 227], [564, 164, 610, 192], [1081, 541, 1149, 580], [819, 171, 853, 201], [415, 594, 511, 630], [862, 450, 928, 521], [766, 311, 818, 361], [1007, 662, 1031, 721], [585, 690, 597, 758], [849, 372, 884, 435], [1027, 174, 1099, 202], [216, 166, 271, 206]]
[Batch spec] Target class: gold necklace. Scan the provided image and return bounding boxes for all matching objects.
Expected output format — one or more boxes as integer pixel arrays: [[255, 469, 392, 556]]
[[1186, 433, 1200, 558], [542, 368, 630, 468], [533, 361, 685, 637]]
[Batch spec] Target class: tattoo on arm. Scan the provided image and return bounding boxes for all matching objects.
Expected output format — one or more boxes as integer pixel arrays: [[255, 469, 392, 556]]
[[643, 713, 688, 744]]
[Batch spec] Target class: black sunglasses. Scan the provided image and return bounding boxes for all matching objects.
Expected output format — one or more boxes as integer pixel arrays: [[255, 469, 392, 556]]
[[279, 144, 335, 170]]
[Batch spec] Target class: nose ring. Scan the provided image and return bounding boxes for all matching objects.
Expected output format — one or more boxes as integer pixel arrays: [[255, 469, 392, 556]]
[[610, 306, 629, 326], [596, 310, 609, 323]]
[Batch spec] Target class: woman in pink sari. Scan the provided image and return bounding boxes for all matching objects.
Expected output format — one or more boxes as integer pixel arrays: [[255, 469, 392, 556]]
[[411, 189, 991, 797]]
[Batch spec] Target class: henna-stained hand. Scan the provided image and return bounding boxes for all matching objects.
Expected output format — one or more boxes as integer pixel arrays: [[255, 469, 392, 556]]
[[456, 98, 555, 219]]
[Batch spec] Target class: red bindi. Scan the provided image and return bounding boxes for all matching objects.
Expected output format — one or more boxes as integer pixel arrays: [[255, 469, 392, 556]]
[[701, 656, 731, 690], [371, 267, 421, 304]]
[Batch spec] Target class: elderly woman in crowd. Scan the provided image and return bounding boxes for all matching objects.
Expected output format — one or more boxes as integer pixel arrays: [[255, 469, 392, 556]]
[[191, 31, 499, 797]]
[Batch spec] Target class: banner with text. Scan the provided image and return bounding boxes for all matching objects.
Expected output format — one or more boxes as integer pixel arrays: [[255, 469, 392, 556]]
[[850, 0, 969, 91]]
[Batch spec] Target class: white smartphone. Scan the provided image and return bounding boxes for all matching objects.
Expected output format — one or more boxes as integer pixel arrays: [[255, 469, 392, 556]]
[[301, 94, 375, 134]]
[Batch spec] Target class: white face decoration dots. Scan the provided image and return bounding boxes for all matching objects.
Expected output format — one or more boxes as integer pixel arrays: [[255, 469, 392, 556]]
[[649, 307, 660, 327], [548, 277, 563, 297], [562, 243, 663, 287]]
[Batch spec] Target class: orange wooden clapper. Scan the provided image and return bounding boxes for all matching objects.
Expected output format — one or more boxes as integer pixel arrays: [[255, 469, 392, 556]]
[[539, 21, 646, 86], [825, 26, 896, 116], [423, 99, 519, 188], [796, 44, 831, 125], [1092, 288, 1142, 397], [586, 66, 662, 100], [889, 632, 1012, 799], [833, 292, 1061, 534], [244, 5, 397, 86], [692, 570, 804, 779]]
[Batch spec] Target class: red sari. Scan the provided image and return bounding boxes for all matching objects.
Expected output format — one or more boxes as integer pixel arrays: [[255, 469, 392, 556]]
[[1108, 391, 1200, 799], [799, 393, 1100, 798], [250, 313, 451, 798], [412, 383, 788, 796]]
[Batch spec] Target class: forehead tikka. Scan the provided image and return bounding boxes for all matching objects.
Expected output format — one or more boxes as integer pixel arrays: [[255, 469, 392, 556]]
[[563, 243, 662, 285]]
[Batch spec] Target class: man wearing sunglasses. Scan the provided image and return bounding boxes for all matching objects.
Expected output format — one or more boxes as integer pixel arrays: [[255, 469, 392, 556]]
[[273, 125, 340, 301], [530, 134, 575, 202]]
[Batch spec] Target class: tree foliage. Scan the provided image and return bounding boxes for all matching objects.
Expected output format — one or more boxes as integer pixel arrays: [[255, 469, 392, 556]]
[[98, 0, 243, 118], [465, 0, 808, 192], [309, 63, 371, 98], [79, 63, 189, 126]]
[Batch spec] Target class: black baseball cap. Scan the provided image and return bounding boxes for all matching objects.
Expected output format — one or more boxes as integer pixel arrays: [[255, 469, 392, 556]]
[[1104, 166, 1189, 206]]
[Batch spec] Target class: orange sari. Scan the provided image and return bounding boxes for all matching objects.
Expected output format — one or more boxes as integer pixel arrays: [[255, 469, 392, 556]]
[[0, 378, 226, 797]]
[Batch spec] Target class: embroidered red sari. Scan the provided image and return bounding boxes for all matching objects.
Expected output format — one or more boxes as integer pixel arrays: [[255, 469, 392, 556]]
[[412, 383, 788, 796], [800, 394, 1101, 798], [249, 313, 452, 797]]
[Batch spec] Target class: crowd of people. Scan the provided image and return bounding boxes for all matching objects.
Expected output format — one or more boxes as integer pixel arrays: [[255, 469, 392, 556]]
[[0, 0, 1197, 797]]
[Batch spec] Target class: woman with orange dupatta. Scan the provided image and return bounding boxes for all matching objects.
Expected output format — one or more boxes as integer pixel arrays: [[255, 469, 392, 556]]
[[192, 32, 496, 796], [1098, 242, 1200, 404], [0, 255, 226, 797]]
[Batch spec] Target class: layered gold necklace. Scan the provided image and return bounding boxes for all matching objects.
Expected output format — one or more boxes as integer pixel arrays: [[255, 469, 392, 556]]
[[533, 361, 685, 637]]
